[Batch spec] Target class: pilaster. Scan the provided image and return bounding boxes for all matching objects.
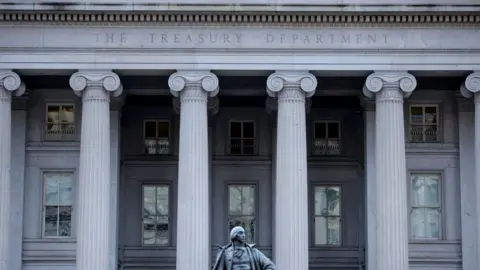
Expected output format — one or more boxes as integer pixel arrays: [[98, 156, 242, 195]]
[[267, 71, 317, 270], [0, 70, 25, 270], [69, 70, 122, 270], [363, 71, 417, 270], [460, 71, 480, 268], [168, 70, 218, 270]]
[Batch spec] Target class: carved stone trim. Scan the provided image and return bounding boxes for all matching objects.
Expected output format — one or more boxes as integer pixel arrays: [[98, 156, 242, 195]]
[[0, 70, 26, 100], [363, 71, 417, 99], [1, 12, 479, 26], [168, 70, 219, 98], [266, 71, 317, 99], [69, 70, 123, 98], [460, 72, 480, 103]]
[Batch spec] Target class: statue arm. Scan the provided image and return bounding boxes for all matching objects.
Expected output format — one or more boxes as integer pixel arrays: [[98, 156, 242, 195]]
[[254, 249, 275, 270]]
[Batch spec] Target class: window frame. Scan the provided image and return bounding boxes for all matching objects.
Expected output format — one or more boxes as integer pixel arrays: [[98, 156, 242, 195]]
[[311, 184, 343, 247], [44, 103, 77, 142], [140, 183, 172, 247], [408, 171, 444, 241], [41, 170, 76, 239], [408, 104, 441, 143], [227, 120, 257, 155], [225, 182, 258, 244], [143, 119, 172, 156], [312, 120, 342, 156]]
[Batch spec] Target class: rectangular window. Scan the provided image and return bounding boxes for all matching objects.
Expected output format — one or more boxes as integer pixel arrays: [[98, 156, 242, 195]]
[[42, 171, 74, 238], [144, 120, 170, 155], [228, 184, 256, 243], [45, 104, 76, 141], [312, 121, 341, 155], [410, 173, 442, 240], [314, 185, 341, 245], [409, 105, 439, 143], [142, 185, 170, 245], [228, 121, 256, 155]]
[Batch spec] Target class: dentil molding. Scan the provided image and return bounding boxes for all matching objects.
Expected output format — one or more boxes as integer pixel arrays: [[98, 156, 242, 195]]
[[266, 71, 317, 98], [0, 70, 26, 98], [168, 70, 219, 98], [363, 71, 417, 99], [69, 70, 123, 97]]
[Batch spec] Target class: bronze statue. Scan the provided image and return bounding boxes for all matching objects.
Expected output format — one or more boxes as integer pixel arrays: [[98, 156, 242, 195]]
[[212, 226, 275, 270]]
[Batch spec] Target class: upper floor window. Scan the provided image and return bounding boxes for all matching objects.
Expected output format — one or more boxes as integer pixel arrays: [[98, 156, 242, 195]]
[[42, 171, 74, 238], [45, 104, 75, 141], [312, 121, 341, 155], [142, 185, 170, 245], [228, 184, 256, 243], [313, 185, 341, 246], [410, 173, 442, 240], [144, 120, 170, 155], [409, 105, 439, 143], [228, 121, 256, 155]]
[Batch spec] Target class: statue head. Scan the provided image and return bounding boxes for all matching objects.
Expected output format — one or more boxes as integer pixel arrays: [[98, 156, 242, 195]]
[[230, 226, 246, 243]]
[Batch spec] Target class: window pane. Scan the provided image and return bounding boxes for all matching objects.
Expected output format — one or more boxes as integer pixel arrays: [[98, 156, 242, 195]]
[[157, 121, 169, 138], [143, 216, 169, 245], [228, 185, 255, 215], [242, 122, 255, 137], [230, 122, 242, 137], [47, 105, 60, 123], [228, 216, 255, 244], [44, 206, 58, 237], [242, 139, 255, 155], [314, 122, 326, 139], [315, 186, 340, 216], [143, 186, 157, 216], [229, 139, 242, 154], [314, 217, 340, 245], [59, 105, 75, 123], [412, 174, 439, 206], [411, 208, 440, 239], [144, 121, 157, 138], [424, 125, 438, 142], [155, 186, 169, 215], [58, 206, 72, 237], [327, 122, 340, 138], [410, 106, 424, 125], [424, 106, 437, 124], [44, 172, 74, 206]]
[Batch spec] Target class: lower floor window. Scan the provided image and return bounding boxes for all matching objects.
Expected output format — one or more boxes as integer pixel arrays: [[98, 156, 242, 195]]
[[43, 171, 74, 237], [142, 185, 170, 245], [314, 185, 341, 245], [228, 184, 256, 243]]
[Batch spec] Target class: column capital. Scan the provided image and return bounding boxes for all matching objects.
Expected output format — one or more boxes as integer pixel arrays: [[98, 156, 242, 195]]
[[266, 71, 317, 98], [0, 70, 26, 99], [460, 72, 480, 102], [363, 71, 417, 99], [168, 70, 219, 98], [69, 70, 123, 98]]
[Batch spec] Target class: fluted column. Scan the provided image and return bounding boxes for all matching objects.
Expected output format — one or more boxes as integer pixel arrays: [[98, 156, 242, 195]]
[[363, 71, 417, 270], [460, 71, 480, 264], [267, 71, 317, 269], [168, 71, 218, 270], [69, 71, 122, 270], [0, 71, 25, 270]]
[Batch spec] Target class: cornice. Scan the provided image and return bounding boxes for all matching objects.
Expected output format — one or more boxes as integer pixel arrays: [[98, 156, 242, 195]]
[[0, 11, 479, 26]]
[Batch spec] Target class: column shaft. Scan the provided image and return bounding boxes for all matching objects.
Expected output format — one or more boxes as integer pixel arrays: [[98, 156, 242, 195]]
[[274, 86, 309, 269], [76, 87, 111, 270], [375, 87, 409, 270], [0, 88, 12, 270], [475, 93, 480, 263]]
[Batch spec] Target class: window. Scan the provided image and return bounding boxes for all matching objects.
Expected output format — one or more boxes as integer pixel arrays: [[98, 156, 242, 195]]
[[144, 120, 170, 155], [142, 185, 170, 245], [312, 121, 341, 155], [228, 121, 256, 155], [45, 104, 75, 141], [228, 184, 256, 243], [42, 171, 74, 238], [409, 105, 439, 143], [313, 185, 341, 245], [410, 173, 442, 240]]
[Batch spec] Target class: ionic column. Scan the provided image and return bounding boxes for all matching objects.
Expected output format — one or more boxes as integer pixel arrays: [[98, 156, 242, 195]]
[[0, 71, 25, 270], [69, 71, 122, 270], [460, 72, 480, 266], [267, 71, 317, 269], [168, 71, 218, 270], [363, 71, 417, 270]]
